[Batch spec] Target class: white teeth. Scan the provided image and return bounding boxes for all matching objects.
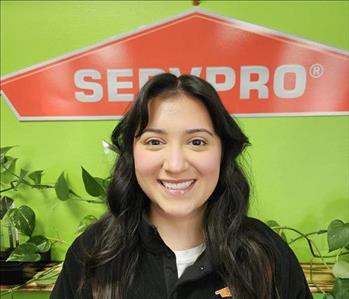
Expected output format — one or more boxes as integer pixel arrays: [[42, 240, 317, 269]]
[[161, 180, 194, 190]]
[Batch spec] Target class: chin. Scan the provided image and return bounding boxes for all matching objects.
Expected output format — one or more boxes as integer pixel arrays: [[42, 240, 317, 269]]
[[161, 205, 204, 220]]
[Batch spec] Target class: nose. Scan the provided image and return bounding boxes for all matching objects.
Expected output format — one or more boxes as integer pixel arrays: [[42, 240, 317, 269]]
[[162, 145, 188, 174]]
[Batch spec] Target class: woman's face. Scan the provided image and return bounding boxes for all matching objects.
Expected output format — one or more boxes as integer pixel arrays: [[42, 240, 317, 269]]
[[133, 94, 222, 223]]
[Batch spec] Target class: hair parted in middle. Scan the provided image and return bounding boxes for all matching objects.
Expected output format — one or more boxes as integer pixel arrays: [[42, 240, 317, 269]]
[[82, 73, 279, 299]]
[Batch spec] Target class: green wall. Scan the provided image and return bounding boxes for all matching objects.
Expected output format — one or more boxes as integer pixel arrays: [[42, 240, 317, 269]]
[[1, 0, 348, 273]]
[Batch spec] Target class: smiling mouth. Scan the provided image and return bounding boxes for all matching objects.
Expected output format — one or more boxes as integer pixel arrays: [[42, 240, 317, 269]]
[[158, 180, 195, 191]]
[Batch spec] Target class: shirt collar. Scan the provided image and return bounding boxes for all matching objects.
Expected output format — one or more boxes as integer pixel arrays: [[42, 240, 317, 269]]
[[138, 214, 170, 254], [138, 215, 214, 274]]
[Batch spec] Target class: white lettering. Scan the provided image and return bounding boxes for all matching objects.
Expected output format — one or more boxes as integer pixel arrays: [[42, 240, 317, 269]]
[[168, 68, 181, 76], [139, 68, 164, 88], [73, 65, 308, 102], [274, 64, 306, 98], [190, 67, 202, 77], [74, 69, 103, 102], [107, 69, 133, 101], [206, 67, 235, 91], [168, 67, 202, 77], [240, 66, 269, 99]]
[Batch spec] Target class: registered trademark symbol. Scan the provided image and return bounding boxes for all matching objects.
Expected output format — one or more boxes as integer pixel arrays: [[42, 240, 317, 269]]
[[309, 63, 324, 78]]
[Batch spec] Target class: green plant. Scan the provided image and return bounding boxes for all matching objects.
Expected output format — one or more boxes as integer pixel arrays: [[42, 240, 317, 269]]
[[4, 144, 346, 298], [267, 219, 349, 299], [1, 146, 55, 261], [0, 144, 113, 295], [0, 145, 111, 262]]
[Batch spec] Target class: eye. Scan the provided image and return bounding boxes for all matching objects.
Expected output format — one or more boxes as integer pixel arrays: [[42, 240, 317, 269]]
[[190, 139, 207, 146], [145, 139, 163, 146]]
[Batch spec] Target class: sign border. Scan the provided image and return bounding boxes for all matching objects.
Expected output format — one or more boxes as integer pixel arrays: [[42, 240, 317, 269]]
[[1, 8, 348, 121]]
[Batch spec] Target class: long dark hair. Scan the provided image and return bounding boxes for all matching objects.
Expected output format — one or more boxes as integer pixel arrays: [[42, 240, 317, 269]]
[[81, 73, 279, 299]]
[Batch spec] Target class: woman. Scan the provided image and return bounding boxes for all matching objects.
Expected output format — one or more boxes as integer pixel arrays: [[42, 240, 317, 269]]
[[51, 73, 312, 299]]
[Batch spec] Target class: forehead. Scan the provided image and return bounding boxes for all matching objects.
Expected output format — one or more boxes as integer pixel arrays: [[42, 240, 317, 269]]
[[146, 94, 214, 129]]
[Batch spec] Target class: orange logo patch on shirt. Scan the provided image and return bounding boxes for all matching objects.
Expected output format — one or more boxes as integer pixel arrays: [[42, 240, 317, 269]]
[[215, 287, 232, 297]]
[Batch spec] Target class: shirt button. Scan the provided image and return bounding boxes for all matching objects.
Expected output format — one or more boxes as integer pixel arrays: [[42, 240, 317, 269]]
[[199, 265, 205, 271]]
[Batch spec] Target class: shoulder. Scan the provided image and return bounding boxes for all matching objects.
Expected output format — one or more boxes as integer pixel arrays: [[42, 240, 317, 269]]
[[243, 217, 300, 265], [243, 217, 313, 298], [68, 222, 99, 258], [243, 217, 287, 250], [66, 213, 112, 259], [50, 222, 101, 299]]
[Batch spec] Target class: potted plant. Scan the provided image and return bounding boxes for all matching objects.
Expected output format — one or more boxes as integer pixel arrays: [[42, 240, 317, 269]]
[[0, 145, 110, 289], [0, 146, 63, 285]]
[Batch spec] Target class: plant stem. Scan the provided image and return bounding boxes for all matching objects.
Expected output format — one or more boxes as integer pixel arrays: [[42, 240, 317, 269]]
[[1, 166, 105, 204], [288, 229, 327, 245], [1, 180, 104, 204], [272, 226, 333, 271], [335, 245, 349, 262], [69, 191, 105, 204], [76, 198, 105, 204], [31, 183, 55, 189], [0, 186, 16, 193], [0, 263, 62, 296], [46, 237, 70, 245], [0, 179, 54, 193]]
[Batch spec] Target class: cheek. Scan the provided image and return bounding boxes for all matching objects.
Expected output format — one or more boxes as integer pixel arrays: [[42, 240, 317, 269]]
[[134, 147, 162, 178], [196, 150, 222, 178]]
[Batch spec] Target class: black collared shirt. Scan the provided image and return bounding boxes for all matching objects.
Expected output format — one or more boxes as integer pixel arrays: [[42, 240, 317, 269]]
[[50, 217, 313, 299]]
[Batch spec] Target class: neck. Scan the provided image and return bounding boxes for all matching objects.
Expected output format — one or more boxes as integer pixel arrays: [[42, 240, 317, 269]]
[[149, 210, 205, 251]]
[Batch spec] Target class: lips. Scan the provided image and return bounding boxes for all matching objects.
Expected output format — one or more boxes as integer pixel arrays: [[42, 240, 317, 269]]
[[158, 179, 195, 193]]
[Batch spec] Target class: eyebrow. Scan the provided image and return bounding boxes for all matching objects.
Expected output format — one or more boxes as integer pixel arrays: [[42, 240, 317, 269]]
[[141, 128, 214, 137]]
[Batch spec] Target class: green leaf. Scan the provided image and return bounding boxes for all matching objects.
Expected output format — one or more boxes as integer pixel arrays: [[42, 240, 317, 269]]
[[27, 235, 51, 253], [19, 168, 28, 179], [94, 177, 108, 189], [323, 294, 335, 299], [55, 172, 70, 201], [14, 168, 29, 188], [333, 261, 349, 279], [94, 177, 108, 201], [81, 167, 105, 197], [104, 177, 111, 188], [0, 157, 17, 184], [328, 220, 349, 252], [8, 205, 35, 236], [0, 156, 17, 173], [332, 278, 349, 299], [0, 146, 16, 163], [76, 215, 98, 234], [266, 220, 280, 228], [28, 170, 44, 185], [102, 140, 118, 153], [0, 196, 14, 220], [6, 243, 41, 262]]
